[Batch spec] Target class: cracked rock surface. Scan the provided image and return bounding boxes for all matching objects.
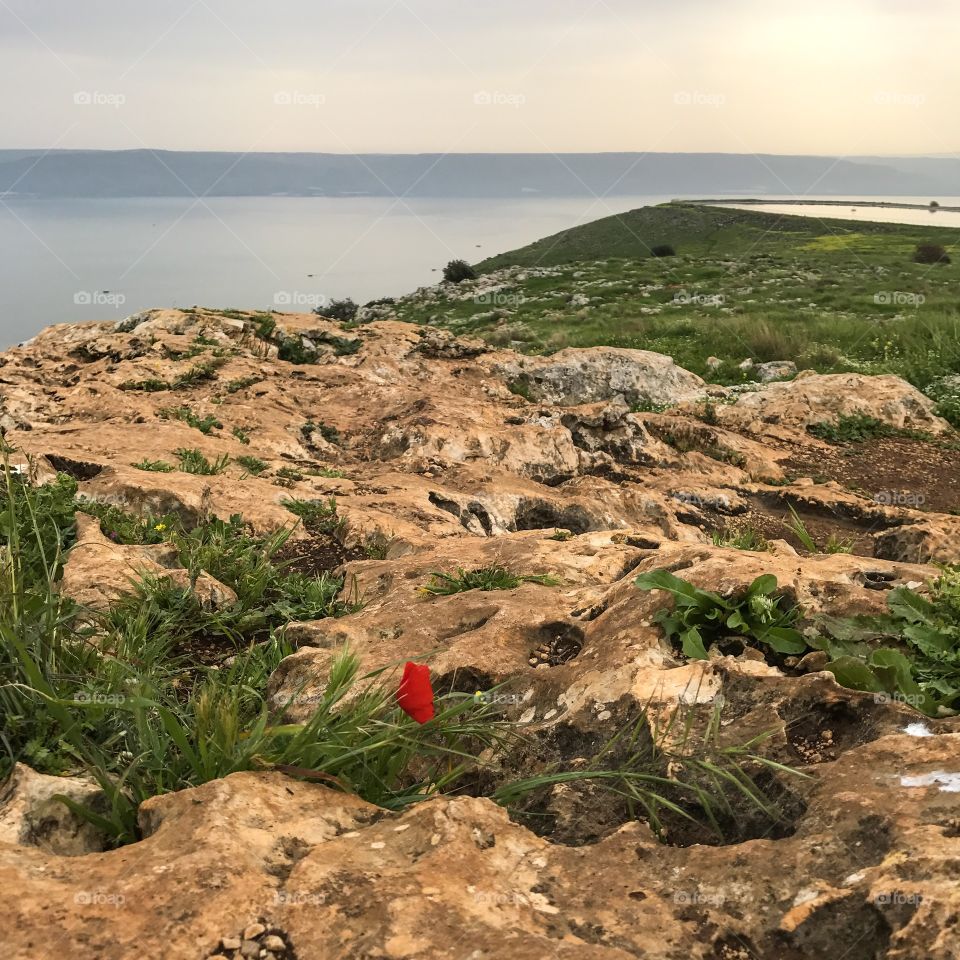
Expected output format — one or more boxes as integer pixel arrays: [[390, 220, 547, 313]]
[[2, 308, 959, 959]]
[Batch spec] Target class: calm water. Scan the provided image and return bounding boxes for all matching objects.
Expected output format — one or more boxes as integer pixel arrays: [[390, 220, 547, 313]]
[[2, 194, 958, 347], [719, 196, 960, 228], [0, 195, 673, 346]]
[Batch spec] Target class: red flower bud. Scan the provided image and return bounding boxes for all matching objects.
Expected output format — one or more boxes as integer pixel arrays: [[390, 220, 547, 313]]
[[397, 661, 435, 724]]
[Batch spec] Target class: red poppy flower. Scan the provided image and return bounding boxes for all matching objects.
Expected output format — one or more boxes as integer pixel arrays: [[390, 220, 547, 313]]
[[397, 661, 435, 724]]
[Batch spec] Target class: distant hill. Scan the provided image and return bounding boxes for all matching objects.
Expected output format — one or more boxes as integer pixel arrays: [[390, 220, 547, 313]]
[[476, 202, 960, 270], [0, 150, 954, 199]]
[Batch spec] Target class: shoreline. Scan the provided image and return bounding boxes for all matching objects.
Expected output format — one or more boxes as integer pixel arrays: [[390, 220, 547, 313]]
[[691, 197, 960, 213]]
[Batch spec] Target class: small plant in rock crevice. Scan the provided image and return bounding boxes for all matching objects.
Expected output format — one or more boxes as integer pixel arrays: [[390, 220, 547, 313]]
[[281, 497, 345, 536], [634, 565, 960, 717], [175, 448, 231, 475], [419, 566, 561, 596], [785, 505, 854, 555], [495, 699, 808, 845], [634, 569, 805, 661], [132, 459, 175, 473], [710, 527, 769, 552], [235, 455, 268, 476], [807, 412, 930, 445], [225, 375, 263, 394], [158, 406, 222, 435]]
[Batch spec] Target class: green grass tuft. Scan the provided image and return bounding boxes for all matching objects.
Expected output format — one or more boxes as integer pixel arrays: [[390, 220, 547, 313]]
[[420, 566, 561, 596]]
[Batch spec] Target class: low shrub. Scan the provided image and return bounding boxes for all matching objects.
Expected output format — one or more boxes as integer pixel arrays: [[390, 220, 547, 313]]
[[318, 298, 359, 322], [442, 259, 477, 283], [914, 243, 951, 265]]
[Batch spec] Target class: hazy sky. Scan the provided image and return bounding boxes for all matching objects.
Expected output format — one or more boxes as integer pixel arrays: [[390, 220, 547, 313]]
[[0, 0, 956, 155]]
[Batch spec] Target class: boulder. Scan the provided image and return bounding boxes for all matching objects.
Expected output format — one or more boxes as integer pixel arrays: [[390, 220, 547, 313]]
[[0, 764, 109, 856], [494, 347, 710, 407], [755, 360, 797, 382], [722, 371, 951, 434]]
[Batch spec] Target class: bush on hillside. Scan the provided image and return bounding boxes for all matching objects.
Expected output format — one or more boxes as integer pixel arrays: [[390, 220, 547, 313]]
[[650, 244, 676, 258], [914, 243, 951, 265], [443, 259, 477, 283], [315, 298, 359, 322]]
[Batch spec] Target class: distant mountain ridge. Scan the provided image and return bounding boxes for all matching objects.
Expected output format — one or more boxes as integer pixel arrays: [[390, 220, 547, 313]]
[[0, 150, 955, 199]]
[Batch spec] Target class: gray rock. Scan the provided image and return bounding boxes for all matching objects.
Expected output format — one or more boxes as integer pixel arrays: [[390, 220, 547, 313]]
[[755, 360, 797, 382], [494, 347, 710, 407], [0, 763, 110, 856]]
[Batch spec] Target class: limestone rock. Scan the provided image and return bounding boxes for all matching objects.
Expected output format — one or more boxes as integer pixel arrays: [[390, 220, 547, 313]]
[[0, 763, 109, 856], [494, 346, 710, 407], [755, 359, 797, 382], [61, 513, 237, 610], [4, 306, 960, 956], [723, 371, 951, 434], [874, 516, 960, 565]]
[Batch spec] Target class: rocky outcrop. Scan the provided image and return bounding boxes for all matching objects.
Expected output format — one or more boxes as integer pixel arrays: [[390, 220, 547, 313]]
[[61, 513, 236, 610], [4, 737, 960, 959], [720, 370, 951, 435], [494, 346, 711, 407], [3, 307, 960, 958]]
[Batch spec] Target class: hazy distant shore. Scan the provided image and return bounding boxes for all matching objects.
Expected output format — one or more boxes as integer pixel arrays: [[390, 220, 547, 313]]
[[697, 198, 960, 213]]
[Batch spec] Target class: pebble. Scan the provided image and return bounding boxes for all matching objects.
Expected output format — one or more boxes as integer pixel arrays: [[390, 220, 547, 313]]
[[239, 941, 260, 958], [262, 935, 286, 952], [221, 938, 242, 951], [243, 923, 266, 941]]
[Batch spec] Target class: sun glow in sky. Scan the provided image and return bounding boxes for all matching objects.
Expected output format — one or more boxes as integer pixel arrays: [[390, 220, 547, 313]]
[[0, 0, 955, 154]]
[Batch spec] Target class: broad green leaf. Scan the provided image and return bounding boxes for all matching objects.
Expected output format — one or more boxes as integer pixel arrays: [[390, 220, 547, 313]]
[[887, 586, 935, 624], [903, 623, 955, 657], [681, 626, 709, 661], [635, 570, 721, 610], [748, 574, 778, 597], [726, 610, 746, 630], [759, 626, 807, 654], [825, 656, 885, 693]]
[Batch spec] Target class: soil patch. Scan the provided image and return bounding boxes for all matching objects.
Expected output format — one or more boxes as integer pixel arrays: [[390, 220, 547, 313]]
[[274, 533, 365, 577], [782, 437, 960, 515]]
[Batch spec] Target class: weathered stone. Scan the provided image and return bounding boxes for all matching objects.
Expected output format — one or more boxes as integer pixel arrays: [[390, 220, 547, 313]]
[[0, 763, 109, 856], [4, 306, 960, 956], [494, 346, 710, 407], [755, 359, 797, 382], [722, 370, 951, 435], [61, 513, 237, 611]]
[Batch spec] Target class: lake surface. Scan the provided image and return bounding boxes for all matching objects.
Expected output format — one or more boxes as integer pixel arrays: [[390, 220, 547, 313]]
[[717, 197, 960, 228], [0, 195, 674, 346], [2, 194, 959, 347]]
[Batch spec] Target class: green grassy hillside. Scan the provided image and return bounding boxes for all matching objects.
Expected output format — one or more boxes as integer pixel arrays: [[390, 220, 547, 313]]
[[385, 203, 960, 396], [476, 202, 960, 270]]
